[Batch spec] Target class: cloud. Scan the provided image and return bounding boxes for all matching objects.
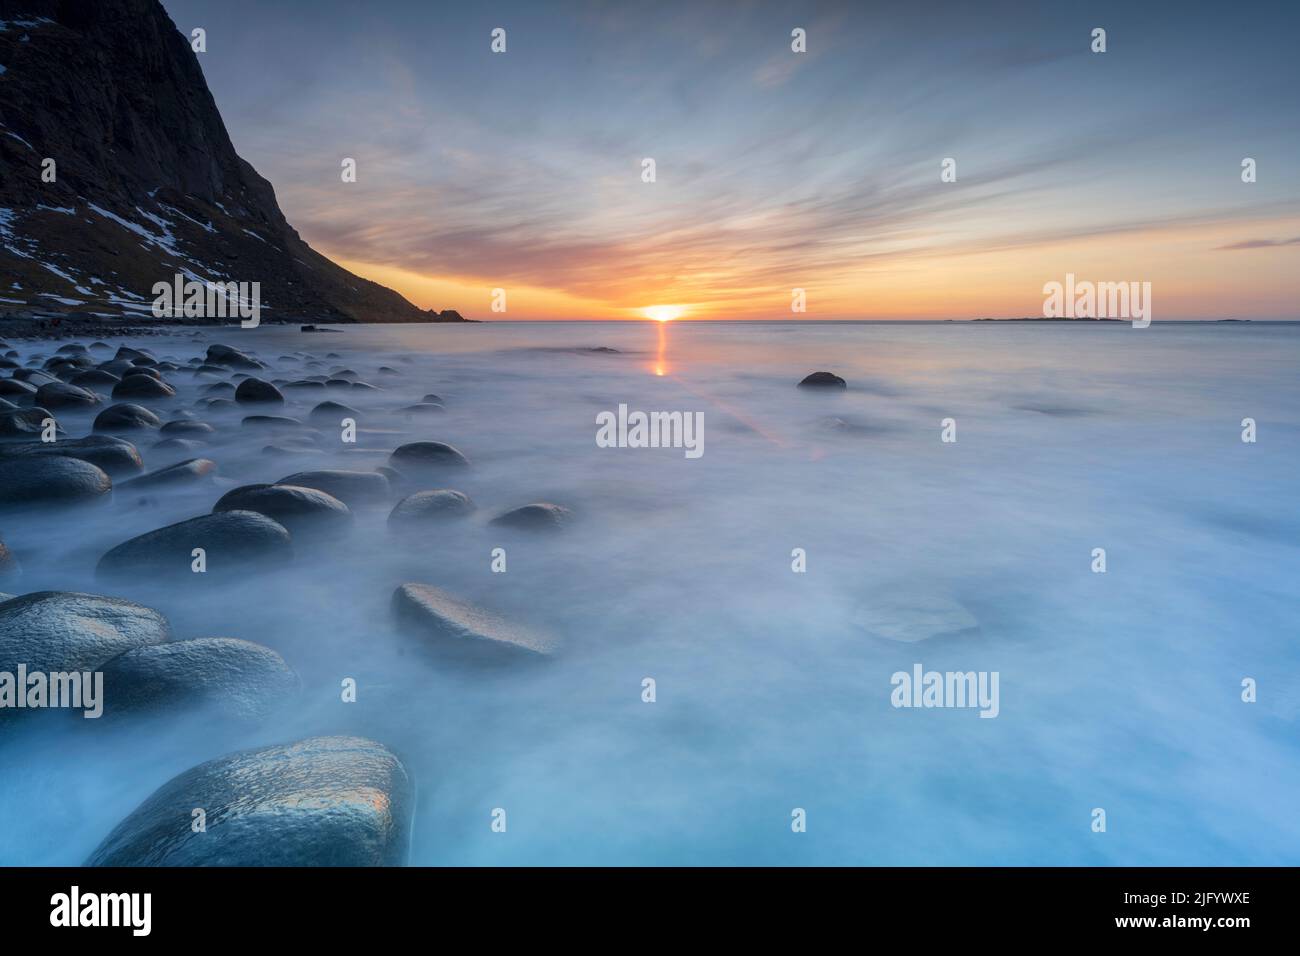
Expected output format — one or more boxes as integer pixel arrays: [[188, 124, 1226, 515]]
[[1214, 237, 1300, 250]]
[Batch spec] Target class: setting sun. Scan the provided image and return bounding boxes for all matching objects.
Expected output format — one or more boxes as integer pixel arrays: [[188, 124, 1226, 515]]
[[643, 305, 683, 322]]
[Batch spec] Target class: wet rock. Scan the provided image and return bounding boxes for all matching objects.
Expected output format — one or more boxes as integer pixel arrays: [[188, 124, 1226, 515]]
[[153, 437, 207, 455], [392, 583, 557, 661], [388, 490, 474, 528], [0, 435, 144, 477], [389, 441, 469, 471], [797, 371, 847, 389], [99, 637, 300, 720], [274, 469, 389, 507], [13, 369, 60, 387], [421, 393, 443, 404], [0, 379, 37, 398], [34, 382, 101, 409], [213, 483, 352, 538], [97, 511, 293, 580], [0, 406, 59, 439], [242, 414, 303, 430], [399, 402, 445, 417], [309, 400, 359, 425], [0, 457, 112, 507], [0, 591, 170, 674], [85, 736, 412, 867], [112, 374, 176, 400], [851, 595, 980, 644], [70, 369, 122, 388], [119, 458, 217, 491], [159, 420, 215, 437], [235, 378, 284, 404], [490, 502, 571, 532], [206, 344, 264, 371], [0, 539, 18, 578], [94, 403, 162, 432]]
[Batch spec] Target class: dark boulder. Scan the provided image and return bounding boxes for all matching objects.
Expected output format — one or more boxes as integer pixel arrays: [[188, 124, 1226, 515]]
[[99, 637, 300, 720], [0, 457, 112, 507], [389, 441, 469, 471], [0, 591, 170, 674], [490, 502, 572, 532], [213, 484, 352, 538], [234, 378, 284, 405], [97, 511, 293, 580], [797, 371, 847, 389], [85, 736, 412, 867], [392, 583, 557, 661], [94, 403, 162, 432], [388, 490, 474, 528]]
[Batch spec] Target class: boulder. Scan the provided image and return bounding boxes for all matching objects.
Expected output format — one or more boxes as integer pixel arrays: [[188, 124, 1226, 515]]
[[34, 382, 101, 409], [389, 441, 469, 470], [797, 371, 847, 389], [850, 595, 980, 644], [490, 502, 571, 532], [392, 582, 557, 661], [0, 457, 112, 507], [99, 637, 300, 720], [94, 403, 162, 432], [0, 435, 144, 477], [85, 736, 412, 866], [388, 490, 474, 528], [118, 458, 217, 491], [234, 378, 284, 405], [0, 591, 171, 674], [0, 406, 59, 439], [213, 484, 351, 538], [97, 511, 293, 580], [112, 375, 176, 400], [274, 469, 389, 507]]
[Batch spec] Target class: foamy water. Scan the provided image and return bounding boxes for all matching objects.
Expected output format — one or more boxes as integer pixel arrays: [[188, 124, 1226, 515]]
[[2, 320, 1298, 865]]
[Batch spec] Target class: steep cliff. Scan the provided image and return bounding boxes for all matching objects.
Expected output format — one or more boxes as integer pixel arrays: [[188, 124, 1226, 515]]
[[0, 0, 467, 323]]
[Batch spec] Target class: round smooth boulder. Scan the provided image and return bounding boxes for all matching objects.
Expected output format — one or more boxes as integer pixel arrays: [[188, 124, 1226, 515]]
[[35, 382, 101, 409], [490, 502, 571, 532], [213, 483, 352, 538], [112, 375, 176, 400], [85, 736, 412, 866], [0, 435, 143, 477], [274, 469, 389, 508], [392, 583, 557, 661], [0, 406, 59, 439], [118, 458, 217, 491], [797, 371, 847, 389], [388, 490, 474, 529], [388, 441, 469, 471], [308, 400, 359, 425], [99, 637, 300, 721], [97, 511, 293, 580], [94, 403, 162, 432], [0, 457, 112, 508], [234, 378, 284, 405], [850, 594, 980, 644], [0, 590, 171, 674]]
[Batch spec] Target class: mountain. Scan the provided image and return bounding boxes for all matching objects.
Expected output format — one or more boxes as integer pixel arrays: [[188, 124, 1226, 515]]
[[0, 0, 468, 323]]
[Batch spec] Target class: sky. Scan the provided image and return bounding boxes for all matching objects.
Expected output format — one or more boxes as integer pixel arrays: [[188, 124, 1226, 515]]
[[160, 0, 1300, 320]]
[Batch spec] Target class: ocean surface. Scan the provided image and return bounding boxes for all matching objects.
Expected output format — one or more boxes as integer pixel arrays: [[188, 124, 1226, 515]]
[[2, 319, 1298, 865]]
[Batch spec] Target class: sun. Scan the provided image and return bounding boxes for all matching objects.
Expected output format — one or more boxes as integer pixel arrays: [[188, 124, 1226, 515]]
[[643, 305, 683, 322]]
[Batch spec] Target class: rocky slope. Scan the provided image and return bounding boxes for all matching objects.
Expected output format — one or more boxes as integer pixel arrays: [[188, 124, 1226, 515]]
[[0, 0, 467, 323]]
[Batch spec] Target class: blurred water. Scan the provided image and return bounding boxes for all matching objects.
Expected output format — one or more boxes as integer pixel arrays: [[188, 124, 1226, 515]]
[[1, 319, 1298, 865]]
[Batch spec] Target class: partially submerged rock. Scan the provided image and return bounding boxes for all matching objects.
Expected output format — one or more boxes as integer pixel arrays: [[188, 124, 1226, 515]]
[[851, 594, 980, 644], [0, 591, 171, 674], [392, 582, 557, 661], [97, 511, 293, 580], [99, 637, 300, 720], [85, 736, 412, 866], [490, 502, 571, 532], [0, 456, 112, 508]]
